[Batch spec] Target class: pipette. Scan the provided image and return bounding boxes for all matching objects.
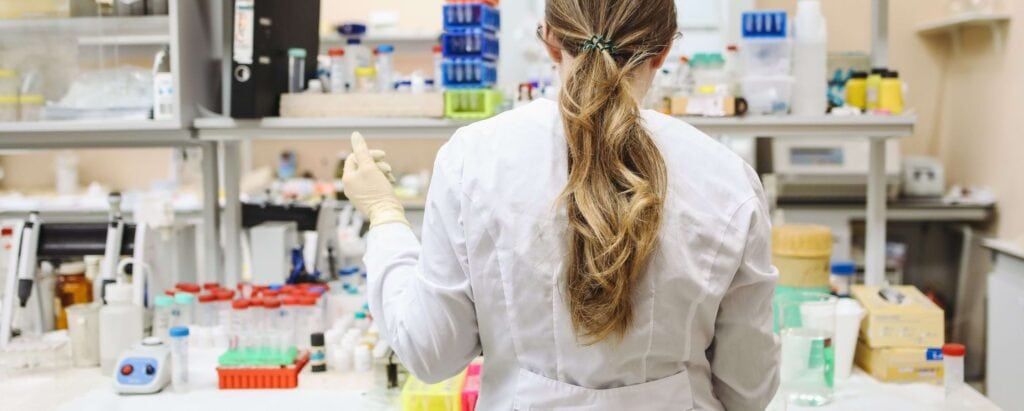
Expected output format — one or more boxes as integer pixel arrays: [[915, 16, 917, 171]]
[[100, 192, 125, 302]]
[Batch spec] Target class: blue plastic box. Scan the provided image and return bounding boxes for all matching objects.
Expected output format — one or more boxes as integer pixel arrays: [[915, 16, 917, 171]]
[[442, 28, 500, 61], [443, 3, 500, 32], [441, 57, 497, 89]]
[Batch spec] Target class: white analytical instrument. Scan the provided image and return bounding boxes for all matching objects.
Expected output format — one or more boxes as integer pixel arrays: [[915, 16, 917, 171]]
[[113, 337, 172, 395]]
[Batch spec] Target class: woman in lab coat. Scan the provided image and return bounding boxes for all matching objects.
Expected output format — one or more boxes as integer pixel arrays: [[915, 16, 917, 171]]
[[343, 0, 780, 409]]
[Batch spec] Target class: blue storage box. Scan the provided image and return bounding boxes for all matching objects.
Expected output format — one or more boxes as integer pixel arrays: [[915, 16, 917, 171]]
[[443, 3, 500, 32], [442, 28, 500, 61], [442, 58, 497, 89]]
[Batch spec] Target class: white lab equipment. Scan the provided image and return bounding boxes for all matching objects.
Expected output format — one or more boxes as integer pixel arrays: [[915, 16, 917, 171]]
[[902, 156, 946, 198], [112, 337, 171, 395], [99, 193, 125, 303], [363, 99, 778, 410], [771, 138, 902, 201], [249, 222, 298, 285], [100, 283, 145, 374], [791, 0, 828, 116], [169, 326, 189, 393], [376, 44, 395, 93], [833, 298, 865, 380]]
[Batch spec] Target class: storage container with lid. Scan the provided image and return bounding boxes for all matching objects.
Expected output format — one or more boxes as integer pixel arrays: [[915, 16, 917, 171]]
[[772, 224, 833, 290]]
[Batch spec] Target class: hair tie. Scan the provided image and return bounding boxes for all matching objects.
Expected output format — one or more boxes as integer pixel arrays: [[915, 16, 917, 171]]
[[580, 35, 617, 54]]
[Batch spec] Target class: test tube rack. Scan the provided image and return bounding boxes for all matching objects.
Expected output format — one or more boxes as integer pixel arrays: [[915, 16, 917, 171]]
[[216, 351, 310, 389], [441, 0, 503, 119]]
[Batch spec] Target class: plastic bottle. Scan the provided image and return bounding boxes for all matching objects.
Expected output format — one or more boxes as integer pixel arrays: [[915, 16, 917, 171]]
[[99, 283, 144, 373], [724, 45, 742, 96], [433, 45, 444, 92], [152, 46, 174, 120], [55, 261, 93, 330], [792, 0, 828, 116], [375, 44, 395, 93], [169, 326, 189, 393], [354, 311, 369, 332], [311, 332, 327, 372], [845, 71, 868, 110], [346, 38, 372, 83], [229, 299, 250, 352], [866, 68, 886, 111], [354, 344, 372, 372], [152, 295, 175, 343], [328, 48, 347, 93], [879, 70, 904, 115], [830, 261, 856, 297], [174, 292, 195, 327], [944, 343, 967, 410], [287, 48, 307, 94]]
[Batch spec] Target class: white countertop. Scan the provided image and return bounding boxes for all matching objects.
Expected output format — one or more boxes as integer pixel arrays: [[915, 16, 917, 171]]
[[3, 360, 999, 411]]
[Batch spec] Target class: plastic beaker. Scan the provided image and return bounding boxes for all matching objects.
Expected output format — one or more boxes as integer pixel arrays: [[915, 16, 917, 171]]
[[65, 303, 100, 367], [777, 292, 837, 407], [833, 298, 865, 381]]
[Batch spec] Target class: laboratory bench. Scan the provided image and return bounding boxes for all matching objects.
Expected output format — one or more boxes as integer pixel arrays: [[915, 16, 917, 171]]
[[4, 361, 1000, 411]]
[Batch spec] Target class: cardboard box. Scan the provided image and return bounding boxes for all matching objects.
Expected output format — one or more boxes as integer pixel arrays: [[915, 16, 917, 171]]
[[851, 285, 944, 348], [855, 341, 944, 384]]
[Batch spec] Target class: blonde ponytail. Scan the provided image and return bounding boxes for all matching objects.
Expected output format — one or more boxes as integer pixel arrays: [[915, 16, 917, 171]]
[[546, 0, 677, 343]]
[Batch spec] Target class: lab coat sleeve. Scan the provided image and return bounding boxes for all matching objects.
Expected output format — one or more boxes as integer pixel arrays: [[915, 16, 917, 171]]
[[710, 166, 781, 411], [364, 135, 481, 384]]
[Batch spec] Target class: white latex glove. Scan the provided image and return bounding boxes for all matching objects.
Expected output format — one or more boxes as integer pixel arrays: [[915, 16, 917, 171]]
[[343, 132, 408, 228]]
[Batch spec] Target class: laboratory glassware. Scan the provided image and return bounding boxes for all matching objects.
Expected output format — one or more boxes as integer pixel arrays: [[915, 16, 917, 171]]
[[66, 303, 100, 367], [169, 326, 189, 393], [55, 262, 93, 330], [777, 292, 837, 407], [99, 283, 144, 373], [152, 295, 175, 343]]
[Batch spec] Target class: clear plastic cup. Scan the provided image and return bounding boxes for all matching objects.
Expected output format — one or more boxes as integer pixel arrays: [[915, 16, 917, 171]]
[[66, 303, 100, 367], [777, 292, 837, 407]]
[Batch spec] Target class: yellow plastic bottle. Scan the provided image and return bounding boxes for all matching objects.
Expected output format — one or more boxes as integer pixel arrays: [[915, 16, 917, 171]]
[[845, 71, 868, 110], [865, 68, 886, 111], [878, 70, 904, 115]]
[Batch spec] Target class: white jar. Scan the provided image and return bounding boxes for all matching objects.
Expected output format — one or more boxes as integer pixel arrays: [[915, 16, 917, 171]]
[[99, 283, 144, 374]]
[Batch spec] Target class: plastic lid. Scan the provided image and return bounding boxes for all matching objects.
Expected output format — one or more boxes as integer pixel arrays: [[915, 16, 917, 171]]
[[355, 311, 367, 319], [198, 293, 217, 303], [883, 70, 899, 78], [432, 44, 443, 53], [250, 297, 264, 307], [377, 44, 395, 53], [943, 343, 966, 357], [215, 289, 235, 301], [311, 332, 325, 346], [288, 48, 307, 58], [232, 299, 250, 310], [176, 283, 201, 293], [340, 266, 360, 276], [831, 261, 856, 276], [169, 326, 189, 338], [870, 67, 888, 75], [772, 225, 833, 258], [337, 23, 367, 36], [105, 283, 133, 303], [203, 282, 220, 290], [741, 11, 788, 38], [727, 44, 739, 52], [174, 292, 196, 305], [849, 71, 868, 79], [347, 38, 363, 45], [164, 289, 177, 297], [355, 67, 377, 77], [328, 48, 345, 57], [57, 261, 87, 276], [263, 290, 280, 298], [263, 298, 282, 309], [299, 296, 317, 306]]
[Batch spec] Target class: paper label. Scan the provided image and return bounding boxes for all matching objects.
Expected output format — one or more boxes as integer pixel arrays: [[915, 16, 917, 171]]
[[233, 0, 255, 65]]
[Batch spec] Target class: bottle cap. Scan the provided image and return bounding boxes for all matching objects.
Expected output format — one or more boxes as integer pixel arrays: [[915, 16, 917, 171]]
[[311, 332, 325, 346], [347, 38, 362, 45], [883, 70, 899, 78], [154, 295, 175, 307], [355, 311, 367, 320], [198, 293, 217, 303], [850, 71, 868, 79], [164, 289, 177, 297], [432, 44, 443, 53], [870, 67, 888, 75], [203, 282, 220, 290], [250, 297, 264, 307], [264, 298, 282, 309], [340, 266, 360, 276], [377, 44, 395, 54], [263, 290, 280, 298], [232, 299, 250, 310], [328, 48, 345, 57], [337, 23, 367, 36], [215, 289, 235, 301], [169, 326, 190, 338], [830, 261, 856, 276], [174, 292, 196, 305], [57, 261, 86, 276], [106, 283, 133, 303], [176, 283, 201, 293], [299, 296, 317, 306], [283, 296, 301, 306], [288, 48, 307, 58], [943, 343, 966, 357]]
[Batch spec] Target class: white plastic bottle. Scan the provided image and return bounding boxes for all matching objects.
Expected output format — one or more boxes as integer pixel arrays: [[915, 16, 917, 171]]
[[375, 44, 395, 93], [432, 44, 444, 91], [345, 38, 372, 86], [328, 48, 347, 93], [792, 0, 828, 116], [99, 283, 144, 373]]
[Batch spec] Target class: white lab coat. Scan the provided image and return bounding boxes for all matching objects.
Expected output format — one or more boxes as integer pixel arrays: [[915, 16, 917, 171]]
[[365, 98, 780, 410]]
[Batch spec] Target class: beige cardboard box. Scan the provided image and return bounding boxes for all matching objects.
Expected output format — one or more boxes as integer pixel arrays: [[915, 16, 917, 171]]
[[855, 341, 944, 384], [851, 285, 944, 348]]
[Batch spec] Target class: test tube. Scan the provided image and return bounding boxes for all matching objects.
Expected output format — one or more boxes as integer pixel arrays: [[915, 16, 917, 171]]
[[263, 298, 283, 362], [229, 299, 250, 352], [283, 296, 301, 348], [174, 292, 196, 326], [197, 293, 216, 327], [169, 326, 189, 393], [288, 48, 307, 94]]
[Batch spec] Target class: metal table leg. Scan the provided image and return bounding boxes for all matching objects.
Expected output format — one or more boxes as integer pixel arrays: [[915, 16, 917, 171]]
[[220, 140, 242, 288], [865, 137, 888, 285]]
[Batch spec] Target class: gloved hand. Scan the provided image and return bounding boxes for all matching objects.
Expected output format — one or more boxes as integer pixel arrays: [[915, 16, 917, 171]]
[[343, 132, 408, 228]]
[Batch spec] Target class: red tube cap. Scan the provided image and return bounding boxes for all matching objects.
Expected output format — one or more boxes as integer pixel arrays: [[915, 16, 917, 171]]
[[198, 293, 217, 303], [231, 299, 250, 310], [943, 343, 966, 357], [176, 283, 201, 293], [263, 298, 282, 309], [215, 289, 235, 301], [203, 282, 220, 290]]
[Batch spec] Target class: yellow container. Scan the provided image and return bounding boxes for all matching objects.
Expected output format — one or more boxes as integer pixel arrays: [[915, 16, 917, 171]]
[[845, 71, 867, 109], [865, 68, 885, 111], [878, 71, 903, 115], [402, 369, 467, 411], [856, 342, 944, 384], [851, 285, 944, 348], [772, 224, 833, 288]]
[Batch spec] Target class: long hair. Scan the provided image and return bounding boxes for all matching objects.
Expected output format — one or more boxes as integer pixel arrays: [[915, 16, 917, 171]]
[[545, 0, 676, 344]]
